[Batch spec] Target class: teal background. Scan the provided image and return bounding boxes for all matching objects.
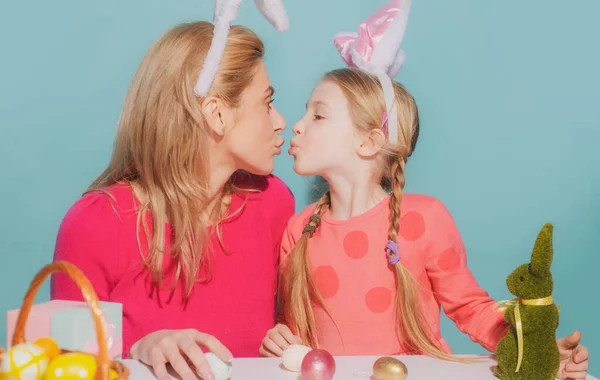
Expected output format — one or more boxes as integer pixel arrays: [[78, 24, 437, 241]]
[[1, 0, 598, 374]]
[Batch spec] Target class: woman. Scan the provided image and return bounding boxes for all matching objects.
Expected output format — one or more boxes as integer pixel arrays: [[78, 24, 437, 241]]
[[51, 21, 294, 380]]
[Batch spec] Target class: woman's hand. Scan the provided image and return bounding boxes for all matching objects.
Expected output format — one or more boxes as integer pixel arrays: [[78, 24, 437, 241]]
[[129, 329, 233, 380], [259, 323, 302, 357]]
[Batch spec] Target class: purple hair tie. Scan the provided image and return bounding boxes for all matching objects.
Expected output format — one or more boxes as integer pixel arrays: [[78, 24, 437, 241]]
[[386, 240, 400, 265]]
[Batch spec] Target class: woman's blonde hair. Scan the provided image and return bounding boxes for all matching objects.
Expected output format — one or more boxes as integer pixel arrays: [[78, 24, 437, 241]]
[[280, 68, 465, 361], [89, 22, 265, 296]]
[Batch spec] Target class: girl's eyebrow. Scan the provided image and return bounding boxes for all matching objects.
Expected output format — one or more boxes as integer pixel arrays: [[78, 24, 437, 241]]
[[305, 100, 330, 110]]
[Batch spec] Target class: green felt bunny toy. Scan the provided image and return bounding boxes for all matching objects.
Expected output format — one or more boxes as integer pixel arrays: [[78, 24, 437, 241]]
[[494, 223, 560, 380]]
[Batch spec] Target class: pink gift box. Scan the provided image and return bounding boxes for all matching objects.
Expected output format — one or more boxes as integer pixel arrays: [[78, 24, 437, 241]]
[[6, 300, 122, 359]]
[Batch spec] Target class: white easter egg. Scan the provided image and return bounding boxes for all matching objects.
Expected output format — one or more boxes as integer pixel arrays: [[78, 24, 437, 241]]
[[0, 343, 49, 380], [282, 344, 312, 372], [200, 353, 232, 380]]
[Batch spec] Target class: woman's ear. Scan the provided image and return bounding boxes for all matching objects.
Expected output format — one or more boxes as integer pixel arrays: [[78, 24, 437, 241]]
[[356, 128, 386, 157], [200, 97, 235, 136]]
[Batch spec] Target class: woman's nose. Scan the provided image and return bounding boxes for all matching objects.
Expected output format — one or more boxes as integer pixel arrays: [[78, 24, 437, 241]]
[[272, 107, 286, 133]]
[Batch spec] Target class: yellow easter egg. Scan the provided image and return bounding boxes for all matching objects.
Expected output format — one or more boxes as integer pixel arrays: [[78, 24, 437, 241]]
[[372, 356, 408, 380], [42, 353, 117, 380], [33, 338, 61, 361], [0, 343, 49, 380]]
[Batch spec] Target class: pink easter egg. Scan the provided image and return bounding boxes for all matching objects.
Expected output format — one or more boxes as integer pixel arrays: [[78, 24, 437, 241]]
[[300, 349, 336, 380]]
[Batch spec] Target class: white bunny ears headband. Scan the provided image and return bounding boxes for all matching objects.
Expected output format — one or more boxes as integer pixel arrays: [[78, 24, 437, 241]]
[[334, 0, 411, 145], [194, 0, 289, 97], [195, 0, 411, 146]]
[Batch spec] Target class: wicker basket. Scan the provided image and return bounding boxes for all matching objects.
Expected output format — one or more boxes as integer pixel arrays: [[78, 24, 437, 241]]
[[0, 261, 129, 380]]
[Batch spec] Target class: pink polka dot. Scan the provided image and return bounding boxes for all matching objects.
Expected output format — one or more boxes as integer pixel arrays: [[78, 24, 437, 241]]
[[399, 212, 426, 241], [365, 287, 393, 313], [343, 230, 369, 259], [313, 266, 339, 299], [438, 248, 461, 272]]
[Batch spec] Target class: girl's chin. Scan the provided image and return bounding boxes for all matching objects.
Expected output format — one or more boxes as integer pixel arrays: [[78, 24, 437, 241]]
[[292, 163, 316, 177], [292, 162, 303, 175]]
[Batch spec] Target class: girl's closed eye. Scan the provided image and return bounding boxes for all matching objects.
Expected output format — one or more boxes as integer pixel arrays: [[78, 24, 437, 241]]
[[267, 98, 275, 110], [313, 114, 325, 121]]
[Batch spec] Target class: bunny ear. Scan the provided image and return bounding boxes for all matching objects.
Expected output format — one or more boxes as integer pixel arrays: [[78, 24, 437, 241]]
[[387, 49, 407, 78], [213, 0, 244, 25], [333, 32, 359, 68], [332, 0, 410, 75], [195, 0, 289, 97], [332, 0, 411, 146], [195, 0, 244, 97], [254, 0, 290, 32], [214, 0, 236, 19], [530, 223, 554, 277], [370, 0, 411, 76]]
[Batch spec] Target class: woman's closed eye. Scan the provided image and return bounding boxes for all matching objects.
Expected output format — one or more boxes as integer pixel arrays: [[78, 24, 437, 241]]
[[267, 98, 275, 111], [312, 114, 325, 121]]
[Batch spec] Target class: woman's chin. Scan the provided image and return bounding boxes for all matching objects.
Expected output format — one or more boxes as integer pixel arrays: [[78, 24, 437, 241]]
[[255, 165, 274, 176], [240, 160, 274, 176]]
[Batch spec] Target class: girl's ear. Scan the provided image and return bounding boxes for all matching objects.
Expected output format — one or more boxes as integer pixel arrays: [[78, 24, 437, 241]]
[[356, 129, 386, 158], [530, 223, 554, 277]]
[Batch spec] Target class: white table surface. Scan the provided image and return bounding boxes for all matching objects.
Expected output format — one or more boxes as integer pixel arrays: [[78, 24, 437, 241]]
[[123, 355, 598, 380]]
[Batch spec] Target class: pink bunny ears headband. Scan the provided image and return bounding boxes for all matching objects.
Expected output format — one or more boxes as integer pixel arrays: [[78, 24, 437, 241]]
[[194, 0, 290, 97], [334, 0, 411, 144]]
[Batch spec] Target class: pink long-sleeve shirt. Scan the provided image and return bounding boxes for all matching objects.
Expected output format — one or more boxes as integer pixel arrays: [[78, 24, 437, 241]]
[[51, 174, 295, 358], [280, 194, 508, 355]]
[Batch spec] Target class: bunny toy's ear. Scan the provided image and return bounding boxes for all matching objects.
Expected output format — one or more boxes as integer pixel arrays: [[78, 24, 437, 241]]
[[530, 223, 554, 277], [194, 0, 290, 97]]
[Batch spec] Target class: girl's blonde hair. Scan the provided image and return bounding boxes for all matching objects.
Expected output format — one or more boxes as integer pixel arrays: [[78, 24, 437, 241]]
[[89, 22, 265, 297], [280, 68, 462, 361]]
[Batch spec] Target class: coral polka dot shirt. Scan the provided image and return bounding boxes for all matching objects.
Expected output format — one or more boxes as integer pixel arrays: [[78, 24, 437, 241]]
[[280, 194, 508, 356]]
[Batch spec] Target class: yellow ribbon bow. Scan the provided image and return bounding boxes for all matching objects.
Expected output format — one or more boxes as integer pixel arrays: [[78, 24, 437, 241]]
[[493, 295, 560, 373]]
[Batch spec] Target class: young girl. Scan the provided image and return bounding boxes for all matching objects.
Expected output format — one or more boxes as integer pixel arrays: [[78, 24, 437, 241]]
[[261, 1, 589, 378]]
